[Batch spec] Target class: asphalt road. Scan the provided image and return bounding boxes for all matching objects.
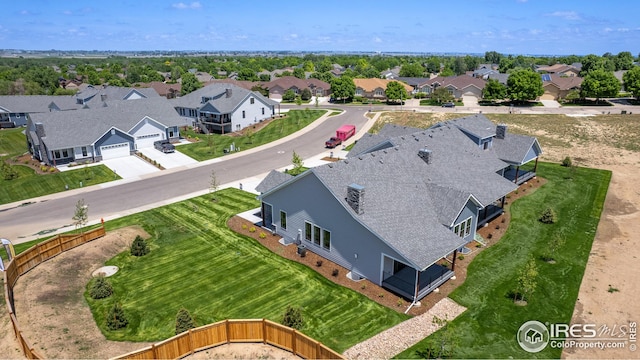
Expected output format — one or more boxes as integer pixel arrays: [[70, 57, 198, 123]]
[[0, 105, 372, 242]]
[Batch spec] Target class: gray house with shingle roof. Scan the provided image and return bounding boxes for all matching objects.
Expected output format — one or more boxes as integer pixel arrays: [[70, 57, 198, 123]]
[[256, 114, 541, 301], [170, 83, 278, 134], [27, 98, 185, 166], [0, 95, 79, 128]]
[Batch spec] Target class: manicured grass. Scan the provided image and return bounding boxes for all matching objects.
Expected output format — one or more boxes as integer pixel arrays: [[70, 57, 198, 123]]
[[395, 162, 611, 359], [177, 109, 326, 161], [87, 188, 408, 351], [0, 128, 28, 158], [419, 99, 463, 106], [0, 165, 119, 205]]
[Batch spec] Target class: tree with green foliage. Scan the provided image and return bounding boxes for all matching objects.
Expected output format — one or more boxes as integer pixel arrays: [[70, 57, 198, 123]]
[[416, 316, 456, 359], [580, 69, 621, 103], [506, 68, 544, 103], [180, 72, 202, 96], [1, 161, 18, 180], [170, 66, 182, 82], [72, 198, 88, 231], [515, 258, 538, 303], [130, 235, 149, 256], [175, 308, 196, 334], [281, 305, 304, 330], [209, 169, 219, 200], [564, 89, 581, 103], [399, 63, 424, 77], [484, 51, 503, 64], [302, 60, 315, 72], [482, 78, 507, 101], [623, 66, 640, 100], [237, 68, 258, 81], [300, 87, 312, 101], [293, 67, 306, 79], [89, 276, 114, 299], [543, 233, 566, 262], [330, 77, 355, 102], [615, 51, 635, 71], [432, 87, 454, 104], [539, 207, 557, 224], [106, 302, 128, 330], [385, 81, 408, 104], [291, 151, 303, 173], [282, 89, 296, 102], [309, 71, 333, 83]]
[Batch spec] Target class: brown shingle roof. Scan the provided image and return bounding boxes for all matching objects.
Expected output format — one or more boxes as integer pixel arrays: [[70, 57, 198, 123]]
[[353, 78, 413, 92], [264, 76, 330, 91], [426, 75, 486, 90], [543, 74, 583, 91]]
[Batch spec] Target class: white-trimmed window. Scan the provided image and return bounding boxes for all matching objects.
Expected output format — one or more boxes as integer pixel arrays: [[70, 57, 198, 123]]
[[304, 221, 331, 251], [280, 210, 287, 230], [322, 229, 331, 250], [305, 221, 312, 241], [453, 217, 473, 238], [242, 110, 246, 118], [250, 97, 255, 104], [375, 88, 384, 96], [313, 225, 321, 246], [355, 88, 363, 96]]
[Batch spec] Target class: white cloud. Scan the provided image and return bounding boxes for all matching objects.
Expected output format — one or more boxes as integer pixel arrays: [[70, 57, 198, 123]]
[[603, 27, 613, 33], [617, 28, 630, 32], [63, 10, 73, 15], [546, 11, 581, 20], [516, 0, 528, 2], [172, 2, 201, 10], [289, 33, 298, 39], [373, 37, 382, 43]]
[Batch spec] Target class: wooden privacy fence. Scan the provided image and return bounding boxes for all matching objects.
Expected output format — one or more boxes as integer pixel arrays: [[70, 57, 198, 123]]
[[114, 319, 344, 360], [3, 226, 344, 359], [3, 227, 106, 359]]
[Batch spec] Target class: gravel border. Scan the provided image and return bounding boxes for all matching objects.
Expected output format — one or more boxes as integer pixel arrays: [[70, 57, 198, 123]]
[[343, 297, 466, 359]]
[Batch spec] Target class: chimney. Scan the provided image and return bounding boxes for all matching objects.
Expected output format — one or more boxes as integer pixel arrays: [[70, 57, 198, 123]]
[[225, 88, 232, 98], [496, 124, 507, 139], [35, 123, 46, 138], [418, 148, 432, 164], [346, 184, 365, 215]]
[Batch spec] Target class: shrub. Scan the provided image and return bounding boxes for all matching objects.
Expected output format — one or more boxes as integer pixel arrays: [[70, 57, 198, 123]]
[[130, 235, 149, 256], [458, 255, 465, 261], [175, 308, 195, 335], [332, 268, 339, 277], [316, 260, 323, 267], [241, 223, 248, 230], [562, 156, 572, 167], [49, 167, 56, 173], [106, 303, 128, 330], [90, 276, 113, 299], [281, 306, 304, 330], [539, 207, 557, 224], [259, 232, 267, 239], [249, 226, 256, 233]]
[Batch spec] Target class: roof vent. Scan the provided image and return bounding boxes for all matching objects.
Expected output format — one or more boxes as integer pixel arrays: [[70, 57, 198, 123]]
[[225, 88, 232, 98], [496, 124, 507, 139], [346, 184, 365, 215], [418, 148, 432, 164]]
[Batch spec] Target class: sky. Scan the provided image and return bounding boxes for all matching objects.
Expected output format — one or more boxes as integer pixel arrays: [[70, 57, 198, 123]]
[[1, 0, 638, 56]]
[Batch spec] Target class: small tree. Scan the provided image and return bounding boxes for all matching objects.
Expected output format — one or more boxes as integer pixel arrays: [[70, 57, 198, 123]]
[[130, 235, 149, 256], [515, 258, 538, 303], [416, 316, 456, 359], [282, 89, 296, 102], [244, 127, 254, 144], [295, 96, 302, 106], [90, 275, 113, 299], [209, 169, 219, 200], [206, 135, 215, 154], [291, 151, 303, 173], [72, 198, 89, 231], [281, 305, 304, 330], [539, 207, 557, 224], [544, 233, 566, 262], [175, 308, 196, 335], [432, 87, 454, 104], [106, 302, 128, 330], [300, 88, 312, 101], [0, 161, 18, 181], [561, 156, 572, 167]]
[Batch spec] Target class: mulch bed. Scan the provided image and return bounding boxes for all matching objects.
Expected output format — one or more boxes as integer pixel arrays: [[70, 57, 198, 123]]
[[7, 153, 57, 174], [227, 177, 547, 317]]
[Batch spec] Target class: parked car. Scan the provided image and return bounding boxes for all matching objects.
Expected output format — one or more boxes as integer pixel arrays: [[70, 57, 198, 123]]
[[325, 137, 342, 148], [154, 140, 175, 153], [441, 102, 455, 108]]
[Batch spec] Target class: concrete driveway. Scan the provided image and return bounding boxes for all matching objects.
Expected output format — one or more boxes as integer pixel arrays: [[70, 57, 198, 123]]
[[540, 99, 561, 108], [102, 156, 159, 178], [138, 147, 198, 169], [462, 95, 479, 107]]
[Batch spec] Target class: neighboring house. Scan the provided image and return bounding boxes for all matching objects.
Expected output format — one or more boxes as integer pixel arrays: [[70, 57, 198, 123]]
[[263, 76, 331, 99], [486, 73, 510, 85], [381, 66, 402, 79], [536, 64, 580, 77], [26, 98, 185, 166], [256, 114, 541, 301], [472, 68, 501, 80], [425, 76, 487, 99], [397, 77, 432, 94], [170, 83, 278, 134], [146, 81, 182, 99], [540, 74, 583, 100], [353, 78, 413, 100], [74, 85, 160, 106], [0, 95, 78, 128]]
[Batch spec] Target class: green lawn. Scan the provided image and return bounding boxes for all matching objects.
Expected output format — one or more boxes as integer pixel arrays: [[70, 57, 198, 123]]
[[87, 188, 408, 351], [0, 128, 28, 158], [0, 164, 119, 205], [395, 162, 611, 359], [177, 109, 326, 161]]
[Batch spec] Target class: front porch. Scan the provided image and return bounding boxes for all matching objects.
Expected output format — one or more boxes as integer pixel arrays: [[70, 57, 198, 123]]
[[477, 201, 505, 228], [502, 159, 538, 185], [382, 263, 454, 301]]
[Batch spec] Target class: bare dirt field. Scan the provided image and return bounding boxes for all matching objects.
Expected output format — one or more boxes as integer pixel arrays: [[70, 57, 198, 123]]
[[1, 112, 639, 359]]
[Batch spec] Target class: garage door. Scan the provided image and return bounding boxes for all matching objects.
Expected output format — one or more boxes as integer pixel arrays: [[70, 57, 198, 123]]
[[101, 143, 130, 160], [540, 93, 556, 100], [135, 133, 162, 149]]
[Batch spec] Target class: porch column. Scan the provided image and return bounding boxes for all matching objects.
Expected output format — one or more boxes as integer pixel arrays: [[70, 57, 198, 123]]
[[534, 157, 539, 173], [452, 250, 458, 271], [413, 269, 420, 301], [514, 166, 520, 184], [501, 196, 506, 208], [260, 202, 265, 226], [483, 207, 488, 220]]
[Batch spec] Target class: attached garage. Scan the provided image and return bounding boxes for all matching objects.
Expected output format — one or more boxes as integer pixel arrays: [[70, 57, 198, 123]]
[[101, 143, 130, 160], [135, 133, 162, 149]]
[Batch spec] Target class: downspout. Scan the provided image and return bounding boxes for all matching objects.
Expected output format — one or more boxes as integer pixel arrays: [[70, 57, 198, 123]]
[[405, 269, 420, 314]]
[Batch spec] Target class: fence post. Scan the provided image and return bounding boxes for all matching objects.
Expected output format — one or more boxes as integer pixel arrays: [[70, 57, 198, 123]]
[[188, 329, 195, 355], [262, 319, 267, 344], [316, 340, 321, 359], [225, 319, 230, 344], [152, 344, 157, 359], [291, 329, 297, 355]]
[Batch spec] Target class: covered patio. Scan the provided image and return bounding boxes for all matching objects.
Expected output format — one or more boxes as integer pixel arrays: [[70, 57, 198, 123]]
[[477, 198, 505, 228], [502, 158, 538, 185], [382, 262, 455, 301]]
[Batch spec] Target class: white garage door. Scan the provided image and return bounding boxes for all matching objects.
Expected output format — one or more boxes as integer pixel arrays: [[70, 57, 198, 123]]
[[136, 133, 162, 149], [101, 143, 130, 160]]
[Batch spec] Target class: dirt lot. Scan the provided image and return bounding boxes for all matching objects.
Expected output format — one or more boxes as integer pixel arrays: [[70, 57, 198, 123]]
[[1, 112, 638, 359]]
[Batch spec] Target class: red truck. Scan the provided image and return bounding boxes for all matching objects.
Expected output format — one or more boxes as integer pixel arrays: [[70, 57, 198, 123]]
[[325, 124, 356, 148]]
